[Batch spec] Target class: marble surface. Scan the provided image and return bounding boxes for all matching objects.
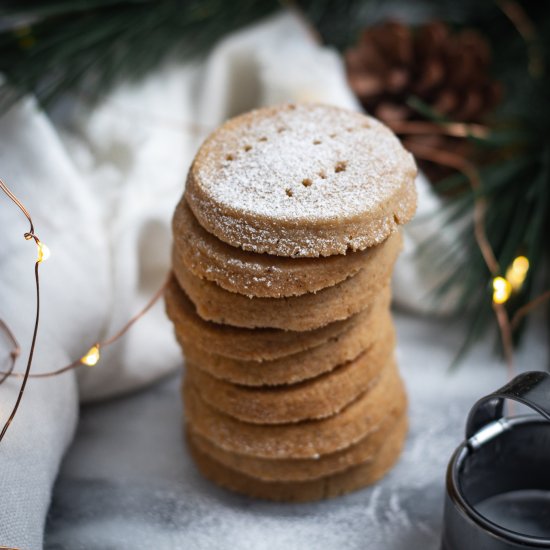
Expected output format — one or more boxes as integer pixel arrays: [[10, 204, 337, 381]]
[[44, 311, 548, 550]]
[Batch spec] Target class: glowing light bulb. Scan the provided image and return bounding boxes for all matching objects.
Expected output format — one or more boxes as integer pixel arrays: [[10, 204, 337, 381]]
[[505, 256, 529, 291], [80, 345, 100, 367], [36, 241, 50, 263], [492, 276, 512, 305]]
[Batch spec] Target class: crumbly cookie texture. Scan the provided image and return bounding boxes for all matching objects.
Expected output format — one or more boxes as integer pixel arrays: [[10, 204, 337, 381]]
[[183, 361, 405, 459], [187, 413, 407, 502], [173, 200, 376, 298], [189, 408, 406, 482], [181, 306, 394, 387], [165, 275, 382, 362], [173, 233, 400, 331], [186, 334, 394, 425], [185, 103, 417, 258]]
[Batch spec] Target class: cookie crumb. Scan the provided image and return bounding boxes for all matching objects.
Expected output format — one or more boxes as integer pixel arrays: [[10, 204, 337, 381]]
[[335, 161, 347, 173]]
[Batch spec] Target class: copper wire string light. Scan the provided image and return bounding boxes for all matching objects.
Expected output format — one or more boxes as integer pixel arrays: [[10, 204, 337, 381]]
[[0, 5, 544, 550], [0, 319, 20, 385], [0, 277, 168, 381], [0, 178, 45, 443], [0, 178, 168, 438], [0, 0, 547, 443], [405, 141, 549, 378], [398, 0, 548, 378]]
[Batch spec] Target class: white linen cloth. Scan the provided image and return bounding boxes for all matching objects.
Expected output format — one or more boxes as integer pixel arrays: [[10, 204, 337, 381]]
[[0, 11, 446, 548]]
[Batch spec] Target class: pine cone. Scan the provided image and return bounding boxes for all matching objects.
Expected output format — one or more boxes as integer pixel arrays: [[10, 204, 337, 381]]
[[345, 21, 501, 183]]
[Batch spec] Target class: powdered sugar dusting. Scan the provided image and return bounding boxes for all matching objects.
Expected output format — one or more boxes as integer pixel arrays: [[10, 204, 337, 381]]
[[192, 104, 415, 223], [185, 104, 417, 256]]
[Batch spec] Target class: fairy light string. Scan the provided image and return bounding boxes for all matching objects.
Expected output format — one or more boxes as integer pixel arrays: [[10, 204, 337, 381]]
[[0, 276, 169, 381], [0, 4, 544, 549], [0, 319, 20, 385], [400, 0, 548, 378], [0, 178, 168, 438], [0, 178, 45, 443], [404, 140, 549, 378]]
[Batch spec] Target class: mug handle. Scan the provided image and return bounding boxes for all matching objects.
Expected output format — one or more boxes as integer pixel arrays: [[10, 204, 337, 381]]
[[466, 371, 550, 440]]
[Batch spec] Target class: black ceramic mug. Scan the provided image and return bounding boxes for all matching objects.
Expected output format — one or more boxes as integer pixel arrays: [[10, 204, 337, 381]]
[[442, 371, 550, 549]]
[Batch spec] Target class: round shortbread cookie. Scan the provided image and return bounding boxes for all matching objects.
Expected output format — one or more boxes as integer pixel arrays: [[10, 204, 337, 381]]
[[165, 276, 385, 361], [173, 200, 382, 298], [185, 336, 394, 424], [187, 412, 407, 502], [181, 307, 394, 387], [189, 408, 407, 482], [183, 361, 406, 459], [185, 103, 417, 258], [173, 232, 400, 331]]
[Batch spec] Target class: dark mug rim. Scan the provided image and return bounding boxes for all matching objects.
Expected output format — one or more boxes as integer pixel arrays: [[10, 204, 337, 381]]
[[447, 415, 550, 548]]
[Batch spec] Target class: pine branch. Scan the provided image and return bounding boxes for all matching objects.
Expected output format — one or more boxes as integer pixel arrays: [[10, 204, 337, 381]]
[[0, 0, 281, 109]]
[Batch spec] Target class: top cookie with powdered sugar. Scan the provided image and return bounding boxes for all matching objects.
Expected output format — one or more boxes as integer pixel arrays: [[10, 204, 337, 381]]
[[185, 103, 417, 258]]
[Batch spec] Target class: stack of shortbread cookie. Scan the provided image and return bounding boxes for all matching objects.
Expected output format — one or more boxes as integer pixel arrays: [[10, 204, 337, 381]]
[[165, 103, 417, 502]]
